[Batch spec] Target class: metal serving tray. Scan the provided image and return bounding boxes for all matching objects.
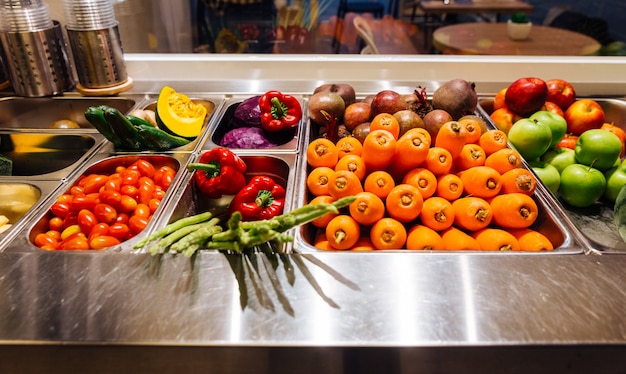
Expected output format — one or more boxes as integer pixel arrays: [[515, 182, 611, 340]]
[[293, 106, 582, 254], [201, 96, 304, 153], [4, 153, 191, 254], [478, 97, 626, 254]]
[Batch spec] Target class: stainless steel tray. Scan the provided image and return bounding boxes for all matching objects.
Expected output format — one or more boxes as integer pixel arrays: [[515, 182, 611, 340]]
[[477, 97, 626, 254]]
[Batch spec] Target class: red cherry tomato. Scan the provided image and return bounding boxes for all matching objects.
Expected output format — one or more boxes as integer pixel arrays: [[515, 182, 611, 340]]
[[104, 174, 122, 192], [131, 159, 156, 178], [70, 195, 99, 212], [93, 203, 117, 225], [115, 212, 130, 225], [99, 190, 122, 209], [89, 235, 121, 250], [133, 203, 151, 219], [154, 166, 176, 190], [88, 222, 110, 242], [138, 177, 156, 205], [48, 217, 64, 232], [108, 223, 130, 240], [69, 185, 85, 196], [121, 169, 141, 187], [50, 201, 71, 218], [80, 174, 109, 194], [34, 232, 59, 249], [120, 185, 139, 199], [57, 193, 73, 204], [128, 215, 149, 234], [119, 195, 138, 212], [77, 209, 98, 235], [148, 198, 160, 213], [61, 236, 90, 250]]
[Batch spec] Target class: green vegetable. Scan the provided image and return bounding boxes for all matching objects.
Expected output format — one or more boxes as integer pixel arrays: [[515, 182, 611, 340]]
[[129, 115, 191, 150], [133, 196, 356, 256], [103, 107, 153, 150], [614, 184, 626, 244], [84, 106, 125, 148]]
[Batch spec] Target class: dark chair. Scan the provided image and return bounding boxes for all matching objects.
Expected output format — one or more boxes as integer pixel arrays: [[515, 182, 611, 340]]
[[337, 0, 385, 20]]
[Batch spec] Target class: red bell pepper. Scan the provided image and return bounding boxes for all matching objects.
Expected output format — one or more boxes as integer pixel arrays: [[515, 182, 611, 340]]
[[187, 147, 247, 199], [258, 90, 302, 132], [228, 176, 286, 221]]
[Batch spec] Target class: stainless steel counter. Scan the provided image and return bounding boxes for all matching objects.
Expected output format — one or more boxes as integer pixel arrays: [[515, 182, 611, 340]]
[[2, 54, 626, 373]]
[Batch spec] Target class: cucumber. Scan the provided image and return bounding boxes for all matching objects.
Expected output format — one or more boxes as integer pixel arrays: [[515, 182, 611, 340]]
[[103, 107, 153, 151], [129, 115, 191, 150], [85, 106, 125, 149]]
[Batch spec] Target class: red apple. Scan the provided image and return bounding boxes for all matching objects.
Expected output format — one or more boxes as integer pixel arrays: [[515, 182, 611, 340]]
[[564, 99, 605, 135], [545, 79, 576, 111], [490, 107, 521, 135], [541, 101, 565, 118], [556, 133, 578, 150], [504, 77, 548, 116]]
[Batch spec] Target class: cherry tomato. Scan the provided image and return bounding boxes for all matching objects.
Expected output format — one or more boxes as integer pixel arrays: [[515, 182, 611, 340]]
[[89, 235, 121, 250], [93, 203, 117, 225], [50, 201, 71, 218], [34, 232, 59, 249], [99, 190, 122, 209], [132, 159, 156, 178], [70, 195, 99, 212], [48, 216, 64, 232], [129, 215, 149, 234], [119, 195, 138, 212], [133, 203, 151, 219], [62, 212, 78, 229], [61, 235, 90, 250], [121, 169, 141, 187], [154, 166, 176, 190], [120, 185, 139, 200], [152, 188, 165, 201], [148, 198, 160, 213], [69, 185, 85, 196], [45, 230, 62, 242], [108, 223, 130, 240], [77, 209, 98, 235], [104, 174, 122, 192], [57, 194, 73, 204], [88, 222, 110, 242], [115, 165, 126, 174], [115, 212, 130, 225], [138, 177, 156, 205], [80, 174, 109, 194]]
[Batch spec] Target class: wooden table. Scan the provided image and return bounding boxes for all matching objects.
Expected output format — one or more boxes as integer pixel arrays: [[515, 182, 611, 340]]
[[432, 22, 602, 56], [414, 0, 533, 51]]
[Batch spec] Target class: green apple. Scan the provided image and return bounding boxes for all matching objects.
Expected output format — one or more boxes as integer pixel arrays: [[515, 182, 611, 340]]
[[574, 129, 622, 171], [559, 163, 607, 208], [604, 160, 626, 203], [540, 147, 576, 174], [529, 110, 568, 148], [508, 118, 553, 161], [529, 160, 560, 194]]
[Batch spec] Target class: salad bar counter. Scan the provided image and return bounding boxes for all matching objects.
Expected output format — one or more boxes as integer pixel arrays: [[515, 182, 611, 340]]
[[1, 54, 626, 373]]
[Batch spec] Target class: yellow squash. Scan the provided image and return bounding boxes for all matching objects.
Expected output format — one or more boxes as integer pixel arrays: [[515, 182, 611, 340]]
[[156, 86, 207, 139]]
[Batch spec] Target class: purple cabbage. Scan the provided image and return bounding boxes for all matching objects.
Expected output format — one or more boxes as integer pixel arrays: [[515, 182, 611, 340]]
[[232, 95, 262, 128], [220, 127, 277, 149]]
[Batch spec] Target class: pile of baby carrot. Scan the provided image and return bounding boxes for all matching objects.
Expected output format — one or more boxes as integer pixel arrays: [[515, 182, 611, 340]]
[[305, 112, 555, 251]]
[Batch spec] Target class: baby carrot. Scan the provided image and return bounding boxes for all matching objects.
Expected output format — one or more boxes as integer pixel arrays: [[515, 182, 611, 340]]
[[361, 129, 397, 171], [363, 170, 395, 199], [500, 167, 537, 195], [336, 136, 363, 158], [306, 138, 339, 168], [314, 232, 332, 251], [484, 148, 522, 174], [403, 167, 438, 199], [489, 193, 539, 229], [349, 191, 386, 226], [335, 154, 367, 182], [350, 236, 376, 251], [370, 217, 407, 250], [440, 226, 481, 250], [326, 215, 361, 250], [306, 166, 334, 196], [435, 173, 464, 201], [451, 196, 493, 231], [309, 195, 338, 228], [435, 120, 468, 159], [458, 165, 502, 199], [419, 196, 455, 232], [453, 143, 486, 171], [478, 129, 508, 156], [385, 183, 424, 223], [509, 228, 554, 251], [458, 117, 483, 144], [370, 113, 400, 140], [389, 128, 431, 178], [471, 228, 521, 251], [423, 146, 453, 175], [327, 169, 363, 199], [406, 224, 445, 250]]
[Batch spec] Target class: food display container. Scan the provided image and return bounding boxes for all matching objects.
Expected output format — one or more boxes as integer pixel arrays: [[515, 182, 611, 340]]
[[293, 102, 584, 253], [5, 153, 190, 253], [203, 96, 303, 153], [478, 98, 626, 254]]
